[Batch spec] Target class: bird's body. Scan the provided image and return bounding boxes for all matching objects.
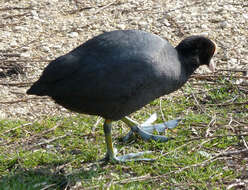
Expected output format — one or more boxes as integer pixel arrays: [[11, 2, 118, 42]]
[[27, 30, 216, 163], [28, 30, 192, 120]]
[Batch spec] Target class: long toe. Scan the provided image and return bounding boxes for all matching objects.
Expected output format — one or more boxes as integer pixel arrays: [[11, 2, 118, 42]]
[[122, 114, 158, 142], [141, 118, 182, 134], [100, 151, 155, 163], [132, 126, 170, 142], [122, 118, 181, 142], [115, 151, 155, 162], [141, 113, 158, 126]]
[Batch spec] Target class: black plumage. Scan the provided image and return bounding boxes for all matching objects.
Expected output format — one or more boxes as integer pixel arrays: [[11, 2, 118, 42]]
[[27, 30, 215, 120]]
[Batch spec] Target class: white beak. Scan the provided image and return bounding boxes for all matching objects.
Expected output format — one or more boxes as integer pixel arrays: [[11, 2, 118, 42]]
[[208, 61, 215, 72]]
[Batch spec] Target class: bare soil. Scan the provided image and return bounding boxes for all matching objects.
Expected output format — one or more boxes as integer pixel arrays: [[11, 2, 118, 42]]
[[0, 0, 247, 120]]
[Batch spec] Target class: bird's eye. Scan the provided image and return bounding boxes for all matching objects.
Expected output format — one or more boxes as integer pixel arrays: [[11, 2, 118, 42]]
[[211, 46, 216, 56]]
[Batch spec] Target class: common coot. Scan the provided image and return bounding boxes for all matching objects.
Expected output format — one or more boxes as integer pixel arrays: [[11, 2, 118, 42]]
[[27, 30, 216, 162]]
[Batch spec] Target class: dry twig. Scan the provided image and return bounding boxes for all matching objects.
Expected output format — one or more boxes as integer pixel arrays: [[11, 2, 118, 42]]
[[227, 181, 246, 190], [0, 81, 33, 87], [218, 69, 248, 73], [178, 133, 248, 142], [0, 6, 33, 11], [94, 2, 115, 14], [0, 97, 49, 104], [192, 74, 248, 80], [1, 122, 32, 135], [206, 101, 248, 107], [26, 134, 69, 150], [3, 12, 31, 19]]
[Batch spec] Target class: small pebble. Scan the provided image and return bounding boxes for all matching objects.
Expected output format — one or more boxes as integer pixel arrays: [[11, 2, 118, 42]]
[[68, 32, 79, 38], [43, 46, 50, 52]]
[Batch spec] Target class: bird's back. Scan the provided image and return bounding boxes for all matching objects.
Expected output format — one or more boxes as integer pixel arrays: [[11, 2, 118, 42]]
[[27, 30, 185, 120]]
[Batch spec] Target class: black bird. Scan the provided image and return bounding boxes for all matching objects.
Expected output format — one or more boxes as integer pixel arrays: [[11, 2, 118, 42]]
[[27, 30, 216, 162]]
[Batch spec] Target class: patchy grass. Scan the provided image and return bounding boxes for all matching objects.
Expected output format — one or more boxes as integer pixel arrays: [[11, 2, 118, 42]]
[[0, 75, 248, 189]]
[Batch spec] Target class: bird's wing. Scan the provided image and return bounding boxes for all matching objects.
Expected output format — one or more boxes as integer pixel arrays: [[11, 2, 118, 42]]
[[38, 53, 81, 83], [35, 30, 176, 100]]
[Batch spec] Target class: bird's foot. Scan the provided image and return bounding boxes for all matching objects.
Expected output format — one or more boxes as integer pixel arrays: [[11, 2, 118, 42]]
[[101, 120, 155, 164], [100, 151, 155, 163], [122, 113, 181, 142]]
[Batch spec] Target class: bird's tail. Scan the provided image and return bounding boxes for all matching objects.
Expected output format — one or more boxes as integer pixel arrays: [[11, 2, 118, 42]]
[[26, 81, 49, 96]]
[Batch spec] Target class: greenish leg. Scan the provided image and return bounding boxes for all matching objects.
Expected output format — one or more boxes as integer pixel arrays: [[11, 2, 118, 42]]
[[101, 119, 154, 163], [103, 119, 116, 160]]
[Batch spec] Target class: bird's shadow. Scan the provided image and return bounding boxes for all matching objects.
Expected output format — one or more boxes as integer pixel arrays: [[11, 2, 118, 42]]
[[0, 160, 104, 190]]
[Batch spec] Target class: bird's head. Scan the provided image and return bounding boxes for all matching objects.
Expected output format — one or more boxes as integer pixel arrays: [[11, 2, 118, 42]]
[[176, 35, 216, 72]]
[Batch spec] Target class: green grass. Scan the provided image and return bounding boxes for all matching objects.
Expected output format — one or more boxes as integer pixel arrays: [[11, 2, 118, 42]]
[[0, 77, 247, 189]]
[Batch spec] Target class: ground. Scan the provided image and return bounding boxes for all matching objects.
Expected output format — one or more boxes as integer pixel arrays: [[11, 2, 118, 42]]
[[0, 0, 248, 189]]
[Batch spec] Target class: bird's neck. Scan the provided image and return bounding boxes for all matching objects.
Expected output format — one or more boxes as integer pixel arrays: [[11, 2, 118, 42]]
[[180, 55, 199, 77]]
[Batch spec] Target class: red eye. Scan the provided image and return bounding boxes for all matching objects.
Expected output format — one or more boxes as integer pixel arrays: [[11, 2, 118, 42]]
[[211, 43, 216, 56]]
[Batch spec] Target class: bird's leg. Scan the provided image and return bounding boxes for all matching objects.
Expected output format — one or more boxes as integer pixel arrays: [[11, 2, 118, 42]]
[[121, 114, 181, 142], [100, 119, 154, 163], [103, 119, 115, 160]]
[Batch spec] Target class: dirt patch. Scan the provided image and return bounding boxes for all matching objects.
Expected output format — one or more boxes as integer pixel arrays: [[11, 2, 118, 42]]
[[0, 0, 247, 121]]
